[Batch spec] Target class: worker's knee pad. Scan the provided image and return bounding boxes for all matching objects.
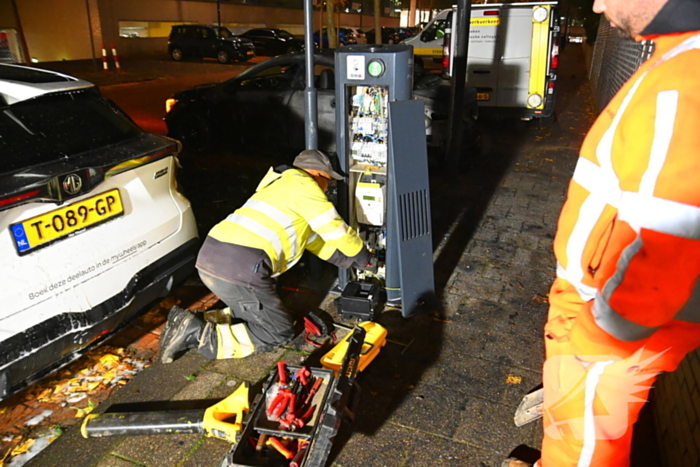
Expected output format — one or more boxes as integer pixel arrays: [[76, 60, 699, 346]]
[[198, 322, 256, 360]]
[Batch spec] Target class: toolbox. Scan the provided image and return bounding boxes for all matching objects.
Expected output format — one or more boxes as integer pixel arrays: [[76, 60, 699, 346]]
[[222, 326, 367, 467], [337, 281, 382, 321]]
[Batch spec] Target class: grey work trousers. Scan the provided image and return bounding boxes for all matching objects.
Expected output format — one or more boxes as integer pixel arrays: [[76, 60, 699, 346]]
[[198, 271, 295, 353]]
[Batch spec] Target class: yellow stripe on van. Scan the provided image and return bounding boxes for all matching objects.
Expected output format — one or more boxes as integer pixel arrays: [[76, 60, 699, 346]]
[[528, 5, 551, 109], [414, 47, 443, 56]]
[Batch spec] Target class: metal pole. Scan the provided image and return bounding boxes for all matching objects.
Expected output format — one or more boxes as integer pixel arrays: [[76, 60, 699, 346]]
[[445, 0, 471, 170], [85, 0, 98, 72], [10, 0, 31, 65], [304, 0, 318, 149], [217, 0, 221, 27]]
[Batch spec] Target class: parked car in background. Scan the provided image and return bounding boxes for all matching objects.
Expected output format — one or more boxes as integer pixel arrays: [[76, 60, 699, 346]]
[[394, 27, 415, 41], [238, 28, 306, 56], [313, 28, 358, 48], [364, 27, 402, 44], [164, 51, 478, 154], [0, 64, 199, 400], [168, 24, 255, 64], [345, 27, 367, 44]]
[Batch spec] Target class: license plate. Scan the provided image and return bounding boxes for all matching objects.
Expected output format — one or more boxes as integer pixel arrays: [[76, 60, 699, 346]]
[[11, 189, 124, 255], [477, 92, 491, 101]]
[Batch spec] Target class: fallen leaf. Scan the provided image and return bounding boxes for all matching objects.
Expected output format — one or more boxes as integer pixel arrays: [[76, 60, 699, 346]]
[[505, 374, 523, 385], [10, 438, 34, 456]]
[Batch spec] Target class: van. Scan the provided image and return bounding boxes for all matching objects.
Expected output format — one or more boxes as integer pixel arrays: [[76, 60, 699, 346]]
[[405, 3, 560, 119]]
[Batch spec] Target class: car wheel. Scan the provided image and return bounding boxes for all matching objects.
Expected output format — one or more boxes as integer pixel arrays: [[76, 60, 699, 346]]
[[217, 50, 230, 64], [172, 114, 214, 154], [171, 48, 183, 61]]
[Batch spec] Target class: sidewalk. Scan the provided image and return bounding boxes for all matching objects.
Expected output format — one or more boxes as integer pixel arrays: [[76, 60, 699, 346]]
[[14, 44, 618, 467]]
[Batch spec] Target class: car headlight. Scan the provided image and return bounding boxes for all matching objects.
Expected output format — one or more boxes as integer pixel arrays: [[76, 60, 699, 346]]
[[165, 98, 177, 113]]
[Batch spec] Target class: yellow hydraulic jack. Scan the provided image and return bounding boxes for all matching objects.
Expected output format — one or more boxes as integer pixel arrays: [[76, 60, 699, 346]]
[[81, 383, 250, 443]]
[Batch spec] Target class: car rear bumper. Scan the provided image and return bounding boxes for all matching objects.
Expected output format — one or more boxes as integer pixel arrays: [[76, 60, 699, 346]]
[[0, 238, 200, 400]]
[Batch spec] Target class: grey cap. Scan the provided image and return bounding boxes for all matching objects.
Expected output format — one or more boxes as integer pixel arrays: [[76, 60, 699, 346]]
[[293, 149, 344, 180]]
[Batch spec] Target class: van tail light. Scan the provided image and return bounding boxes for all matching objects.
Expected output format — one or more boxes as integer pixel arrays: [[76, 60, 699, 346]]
[[550, 36, 560, 69], [442, 45, 450, 76], [165, 98, 177, 113], [548, 81, 556, 95], [483, 10, 499, 16]]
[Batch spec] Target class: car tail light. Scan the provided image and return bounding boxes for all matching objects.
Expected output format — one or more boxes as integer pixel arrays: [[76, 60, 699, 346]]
[[165, 98, 177, 113], [0, 190, 42, 208], [104, 146, 176, 179]]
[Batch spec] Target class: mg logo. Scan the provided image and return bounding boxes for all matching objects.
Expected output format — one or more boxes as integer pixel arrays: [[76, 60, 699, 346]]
[[62, 174, 83, 195]]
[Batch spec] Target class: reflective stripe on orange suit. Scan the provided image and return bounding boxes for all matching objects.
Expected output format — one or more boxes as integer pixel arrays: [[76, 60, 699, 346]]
[[541, 31, 700, 467]]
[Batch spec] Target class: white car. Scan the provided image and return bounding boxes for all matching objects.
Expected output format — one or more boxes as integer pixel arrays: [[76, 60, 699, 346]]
[[0, 64, 199, 400]]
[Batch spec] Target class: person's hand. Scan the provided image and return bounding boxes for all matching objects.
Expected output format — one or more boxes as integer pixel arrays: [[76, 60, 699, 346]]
[[353, 253, 378, 273]]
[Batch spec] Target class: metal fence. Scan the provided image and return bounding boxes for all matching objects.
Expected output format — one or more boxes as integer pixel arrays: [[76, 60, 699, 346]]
[[588, 17, 655, 110]]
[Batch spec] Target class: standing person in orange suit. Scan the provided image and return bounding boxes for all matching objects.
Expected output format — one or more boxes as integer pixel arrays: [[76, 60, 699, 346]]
[[505, 0, 700, 466]]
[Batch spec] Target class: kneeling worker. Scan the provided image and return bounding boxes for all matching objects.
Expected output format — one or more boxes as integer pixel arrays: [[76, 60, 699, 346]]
[[160, 149, 376, 363]]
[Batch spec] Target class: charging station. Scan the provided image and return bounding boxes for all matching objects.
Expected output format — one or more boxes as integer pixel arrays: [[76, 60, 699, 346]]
[[334, 44, 435, 318]]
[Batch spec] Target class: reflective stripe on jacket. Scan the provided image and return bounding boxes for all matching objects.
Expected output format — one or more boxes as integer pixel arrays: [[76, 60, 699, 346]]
[[553, 31, 700, 358], [208, 167, 363, 277]]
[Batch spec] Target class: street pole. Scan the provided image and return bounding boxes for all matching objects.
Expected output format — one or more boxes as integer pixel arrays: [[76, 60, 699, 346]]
[[303, 0, 318, 149], [445, 0, 471, 171], [217, 0, 221, 27], [85, 0, 98, 72]]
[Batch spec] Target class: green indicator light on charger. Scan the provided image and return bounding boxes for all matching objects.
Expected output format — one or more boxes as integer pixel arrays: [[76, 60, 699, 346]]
[[367, 60, 385, 78]]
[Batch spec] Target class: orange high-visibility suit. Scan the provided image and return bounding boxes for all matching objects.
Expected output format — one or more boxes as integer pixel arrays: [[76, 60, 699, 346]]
[[540, 9, 700, 467]]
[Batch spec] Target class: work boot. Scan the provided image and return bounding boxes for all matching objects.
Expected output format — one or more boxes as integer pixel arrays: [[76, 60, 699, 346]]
[[160, 306, 205, 363]]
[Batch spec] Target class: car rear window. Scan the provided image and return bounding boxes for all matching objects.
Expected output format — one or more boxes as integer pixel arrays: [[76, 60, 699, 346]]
[[0, 88, 142, 175]]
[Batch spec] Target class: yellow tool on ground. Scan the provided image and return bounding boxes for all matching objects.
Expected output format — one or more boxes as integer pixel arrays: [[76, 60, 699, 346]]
[[81, 383, 249, 442], [321, 321, 387, 376]]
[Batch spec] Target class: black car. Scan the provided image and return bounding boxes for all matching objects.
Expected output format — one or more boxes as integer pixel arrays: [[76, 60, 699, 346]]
[[168, 24, 255, 64], [164, 51, 478, 154], [238, 28, 306, 56], [364, 28, 402, 44]]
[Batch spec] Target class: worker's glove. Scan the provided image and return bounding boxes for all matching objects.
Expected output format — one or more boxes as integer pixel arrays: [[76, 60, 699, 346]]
[[353, 253, 378, 274]]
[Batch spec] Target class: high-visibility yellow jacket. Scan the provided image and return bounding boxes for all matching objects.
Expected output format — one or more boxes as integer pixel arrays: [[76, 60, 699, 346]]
[[207, 167, 364, 278], [552, 30, 700, 366]]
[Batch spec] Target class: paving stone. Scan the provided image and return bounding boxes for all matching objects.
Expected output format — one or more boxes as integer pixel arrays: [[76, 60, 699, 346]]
[[388, 382, 470, 438], [453, 397, 541, 457], [94, 454, 141, 467], [181, 437, 232, 467], [402, 432, 497, 467], [332, 424, 418, 467], [112, 433, 203, 467], [420, 351, 511, 403], [171, 370, 228, 401], [204, 348, 288, 383]]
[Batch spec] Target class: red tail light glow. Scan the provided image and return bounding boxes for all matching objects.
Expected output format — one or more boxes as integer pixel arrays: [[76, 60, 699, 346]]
[[483, 10, 499, 16], [551, 56, 559, 69], [0, 190, 41, 208]]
